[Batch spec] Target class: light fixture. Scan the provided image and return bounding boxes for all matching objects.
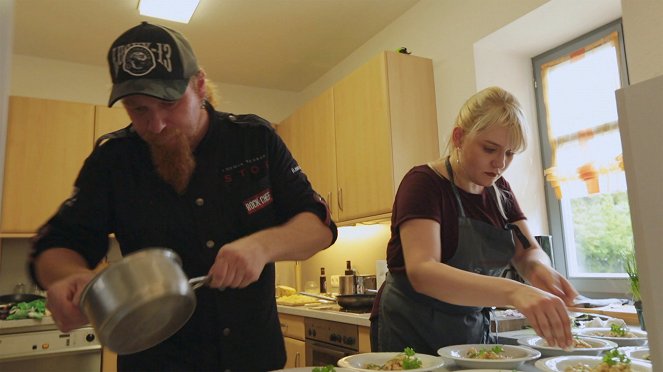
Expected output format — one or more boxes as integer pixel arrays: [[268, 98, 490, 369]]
[[138, 0, 200, 24]]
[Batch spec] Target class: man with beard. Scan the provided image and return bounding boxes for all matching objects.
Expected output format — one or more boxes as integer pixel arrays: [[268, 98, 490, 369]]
[[29, 22, 337, 371]]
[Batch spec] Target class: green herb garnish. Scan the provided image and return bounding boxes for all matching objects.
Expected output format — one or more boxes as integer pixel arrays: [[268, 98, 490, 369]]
[[402, 347, 423, 369], [312, 365, 336, 372], [610, 324, 627, 337], [602, 348, 631, 366]]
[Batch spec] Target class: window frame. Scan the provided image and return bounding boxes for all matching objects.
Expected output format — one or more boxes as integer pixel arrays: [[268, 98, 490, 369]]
[[532, 19, 630, 296]]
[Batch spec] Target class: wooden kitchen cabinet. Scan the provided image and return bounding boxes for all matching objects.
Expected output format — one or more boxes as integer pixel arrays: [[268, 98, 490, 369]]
[[277, 89, 338, 219], [279, 313, 307, 368], [1, 96, 95, 235], [0, 97, 131, 236], [278, 51, 439, 223]]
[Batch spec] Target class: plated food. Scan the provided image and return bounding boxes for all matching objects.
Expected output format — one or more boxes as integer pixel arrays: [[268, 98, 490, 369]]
[[535, 350, 652, 372], [337, 349, 444, 371], [619, 347, 650, 364], [517, 335, 618, 357], [437, 344, 540, 370], [576, 326, 648, 347]]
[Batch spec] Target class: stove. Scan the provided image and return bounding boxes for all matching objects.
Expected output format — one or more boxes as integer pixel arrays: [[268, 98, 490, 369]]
[[305, 317, 359, 366]]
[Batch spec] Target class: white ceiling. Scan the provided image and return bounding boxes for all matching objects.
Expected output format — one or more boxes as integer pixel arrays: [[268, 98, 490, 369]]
[[13, 0, 419, 92]]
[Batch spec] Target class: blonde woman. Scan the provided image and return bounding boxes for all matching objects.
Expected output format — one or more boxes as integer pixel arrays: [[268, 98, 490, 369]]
[[370, 87, 578, 354]]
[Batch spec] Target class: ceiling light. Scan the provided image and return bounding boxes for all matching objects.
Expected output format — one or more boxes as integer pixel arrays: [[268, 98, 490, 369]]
[[138, 0, 200, 24]]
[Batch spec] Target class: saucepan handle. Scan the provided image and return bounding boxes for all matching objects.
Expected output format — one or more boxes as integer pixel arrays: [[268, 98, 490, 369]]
[[188, 276, 225, 291]]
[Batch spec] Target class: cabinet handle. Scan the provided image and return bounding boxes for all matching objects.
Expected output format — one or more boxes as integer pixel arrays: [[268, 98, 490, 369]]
[[338, 188, 343, 211], [280, 323, 288, 332], [295, 352, 300, 367]]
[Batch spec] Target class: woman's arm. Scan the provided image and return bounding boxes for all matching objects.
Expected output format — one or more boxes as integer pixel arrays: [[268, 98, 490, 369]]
[[401, 218, 574, 348], [509, 219, 578, 305]]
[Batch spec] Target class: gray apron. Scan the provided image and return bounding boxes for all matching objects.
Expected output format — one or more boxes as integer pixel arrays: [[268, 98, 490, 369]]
[[377, 158, 525, 354]]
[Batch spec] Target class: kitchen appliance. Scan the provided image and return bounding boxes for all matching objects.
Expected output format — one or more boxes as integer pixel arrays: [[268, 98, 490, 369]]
[[80, 248, 209, 355], [0, 323, 101, 371], [305, 317, 358, 366], [338, 275, 356, 295]]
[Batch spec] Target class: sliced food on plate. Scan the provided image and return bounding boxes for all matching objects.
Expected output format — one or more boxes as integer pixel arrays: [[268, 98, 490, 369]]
[[535, 349, 652, 372], [437, 344, 540, 370], [337, 347, 444, 371], [517, 335, 618, 356], [575, 325, 648, 347], [619, 346, 650, 364]]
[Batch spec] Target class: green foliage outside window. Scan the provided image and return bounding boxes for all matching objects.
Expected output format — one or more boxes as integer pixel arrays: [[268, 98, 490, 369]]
[[570, 192, 634, 273]]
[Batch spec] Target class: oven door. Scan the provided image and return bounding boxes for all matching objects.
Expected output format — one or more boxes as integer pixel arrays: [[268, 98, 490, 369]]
[[306, 339, 356, 366]]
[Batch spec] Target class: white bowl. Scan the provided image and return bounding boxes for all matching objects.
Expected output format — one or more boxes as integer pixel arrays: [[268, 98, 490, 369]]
[[437, 344, 540, 370], [337, 351, 444, 372], [535, 355, 652, 372], [620, 346, 651, 363], [575, 327, 648, 346], [517, 335, 618, 356]]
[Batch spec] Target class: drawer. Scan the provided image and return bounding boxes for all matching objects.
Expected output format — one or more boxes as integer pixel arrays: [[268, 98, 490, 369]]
[[279, 313, 305, 340]]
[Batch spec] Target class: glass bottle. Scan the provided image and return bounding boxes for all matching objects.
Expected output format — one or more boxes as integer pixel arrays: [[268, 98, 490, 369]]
[[319, 267, 327, 294]]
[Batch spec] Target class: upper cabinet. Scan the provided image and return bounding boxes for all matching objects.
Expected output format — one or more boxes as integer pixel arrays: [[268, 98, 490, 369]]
[[278, 89, 338, 219], [0, 97, 129, 236], [279, 51, 439, 224]]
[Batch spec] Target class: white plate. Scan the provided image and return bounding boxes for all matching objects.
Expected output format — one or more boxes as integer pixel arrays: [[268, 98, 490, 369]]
[[517, 335, 618, 356], [575, 327, 648, 346], [437, 344, 540, 370], [454, 370, 527, 372], [272, 368, 356, 372], [337, 351, 444, 372], [620, 346, 651, 363], [535, 355, 652, 372]]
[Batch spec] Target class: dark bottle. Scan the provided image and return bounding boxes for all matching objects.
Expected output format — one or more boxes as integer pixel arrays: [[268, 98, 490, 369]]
[[344, 260, 354, 275], [319, 267, 327, 294]]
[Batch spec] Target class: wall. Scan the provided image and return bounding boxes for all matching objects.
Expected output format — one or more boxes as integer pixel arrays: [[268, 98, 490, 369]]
[[9, 55, 300, 123], [621, 0, 663, 84]]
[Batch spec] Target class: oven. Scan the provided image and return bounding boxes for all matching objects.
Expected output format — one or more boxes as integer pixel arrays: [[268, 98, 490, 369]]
[[0, 325, 102, 371], [305, 317, 358, 366]]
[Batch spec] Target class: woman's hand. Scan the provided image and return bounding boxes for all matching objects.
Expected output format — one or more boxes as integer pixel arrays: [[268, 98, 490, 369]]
[[509, 284, 574, 348], [526, 261, 578, 306], [46, 272, 95, 332]]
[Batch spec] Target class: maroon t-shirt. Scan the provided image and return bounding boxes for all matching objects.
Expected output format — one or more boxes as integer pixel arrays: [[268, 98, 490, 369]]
[[386, 165, 526, 272], [370, 165, 526, 320]]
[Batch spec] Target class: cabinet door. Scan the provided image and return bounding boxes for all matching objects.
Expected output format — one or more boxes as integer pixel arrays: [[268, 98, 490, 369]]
[[334, 53, 394, 221], [94, 106, 130, 141], [278, 89, 338, 219], [1, 97, 94, 234], [283, 337, 306, 368]]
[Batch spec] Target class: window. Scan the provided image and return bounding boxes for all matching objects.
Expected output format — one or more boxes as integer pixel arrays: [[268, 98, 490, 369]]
[[533, 20, 631, 291]]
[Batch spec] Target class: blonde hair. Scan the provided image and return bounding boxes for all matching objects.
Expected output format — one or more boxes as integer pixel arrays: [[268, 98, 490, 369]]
[[444, 86, 527, 157], [446, 86, 527, 219]]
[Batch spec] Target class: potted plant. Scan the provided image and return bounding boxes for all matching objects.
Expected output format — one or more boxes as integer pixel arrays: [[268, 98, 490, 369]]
[[624, 251, 646, 330]]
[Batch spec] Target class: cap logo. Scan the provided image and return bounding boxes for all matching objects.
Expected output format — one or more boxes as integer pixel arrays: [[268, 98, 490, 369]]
[[111, 42, 174, 78]]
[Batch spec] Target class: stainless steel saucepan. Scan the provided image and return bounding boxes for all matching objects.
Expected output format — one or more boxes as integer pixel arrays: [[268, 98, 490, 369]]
[[79, 248, 210, 355]]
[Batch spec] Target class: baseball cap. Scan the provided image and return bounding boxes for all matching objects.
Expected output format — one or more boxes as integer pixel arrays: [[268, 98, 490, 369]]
[[107, 22, 199, 107]]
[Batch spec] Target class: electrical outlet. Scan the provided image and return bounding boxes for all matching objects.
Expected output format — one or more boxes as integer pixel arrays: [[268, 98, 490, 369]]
[[330, 275, 340, 287]]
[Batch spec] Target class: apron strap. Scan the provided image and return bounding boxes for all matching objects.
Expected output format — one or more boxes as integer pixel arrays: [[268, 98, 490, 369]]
[[445, 157, 467, 218]]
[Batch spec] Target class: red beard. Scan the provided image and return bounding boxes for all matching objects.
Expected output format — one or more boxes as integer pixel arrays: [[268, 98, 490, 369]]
[[147, 130, 196, 194]]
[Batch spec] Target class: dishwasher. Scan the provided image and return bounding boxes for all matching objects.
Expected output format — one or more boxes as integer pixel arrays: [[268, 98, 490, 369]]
[[0, 323, 102, 372]]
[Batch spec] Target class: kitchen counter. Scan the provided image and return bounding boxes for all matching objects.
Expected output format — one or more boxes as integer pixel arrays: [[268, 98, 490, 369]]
[[0, 316, 57, 335], [277, 304, 371, 327]]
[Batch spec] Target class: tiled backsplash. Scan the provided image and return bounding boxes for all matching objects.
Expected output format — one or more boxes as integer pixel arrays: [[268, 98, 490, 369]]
[[0, 238, 122, 294]]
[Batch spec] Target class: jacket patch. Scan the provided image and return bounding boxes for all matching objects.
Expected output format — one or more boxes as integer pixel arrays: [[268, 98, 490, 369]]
[[244, 189, 273, 215]]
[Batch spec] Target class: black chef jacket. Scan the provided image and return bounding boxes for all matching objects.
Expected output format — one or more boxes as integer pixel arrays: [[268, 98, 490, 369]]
[[30, 105, 337, 371]]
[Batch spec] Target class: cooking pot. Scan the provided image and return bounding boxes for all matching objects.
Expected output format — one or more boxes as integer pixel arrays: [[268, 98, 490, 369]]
[[79, 248, 209, 355]]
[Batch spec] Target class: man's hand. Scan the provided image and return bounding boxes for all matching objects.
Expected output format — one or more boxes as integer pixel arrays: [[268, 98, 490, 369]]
[[46, 272, 95, 332], [208, 236, 270, 289]]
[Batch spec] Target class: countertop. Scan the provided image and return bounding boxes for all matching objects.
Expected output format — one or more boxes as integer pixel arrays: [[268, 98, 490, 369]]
[[277, 304, 371, 327], [0, 316, 58, 335]]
